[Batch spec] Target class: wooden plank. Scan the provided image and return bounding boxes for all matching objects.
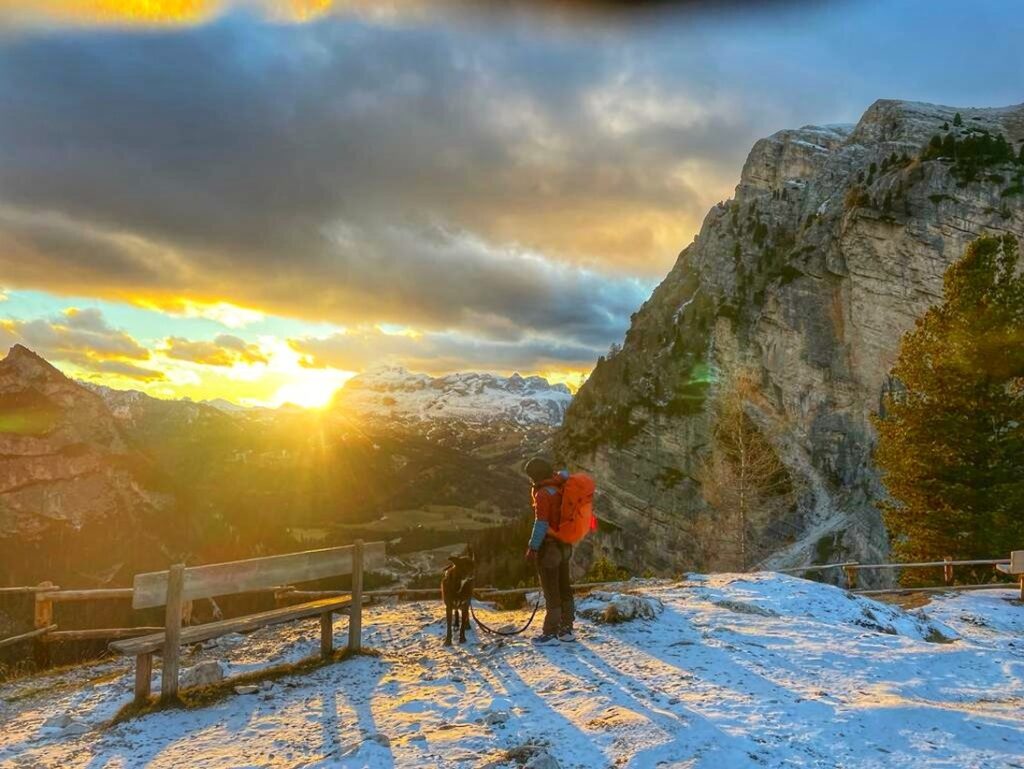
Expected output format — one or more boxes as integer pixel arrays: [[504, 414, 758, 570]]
[[135, 653, 152, 706], [45, 588, 134, 603], [1009, 550, 1024, 574], [132, 542, 386, 609], [320, 612, 333, 659], [0, 585, 61, 594], [348, 540, 364, 653], [160, 564, 185, 704], [44, 627, 164, 642], [0, 624, 57, 649], [111, 596, 352, 656]]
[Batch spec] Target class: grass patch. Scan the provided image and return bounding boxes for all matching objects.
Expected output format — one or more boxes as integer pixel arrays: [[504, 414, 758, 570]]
[[109, 647, 380, 725], [2, 656, 121, 700]]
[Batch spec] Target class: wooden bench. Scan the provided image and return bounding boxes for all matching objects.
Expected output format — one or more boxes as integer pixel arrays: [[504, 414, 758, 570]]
[[111, 540, 384, 705], [995, 549, 1024, 600]]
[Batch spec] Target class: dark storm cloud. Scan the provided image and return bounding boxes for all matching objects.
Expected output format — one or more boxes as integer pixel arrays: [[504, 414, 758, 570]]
[[0, 14, 749, 358]]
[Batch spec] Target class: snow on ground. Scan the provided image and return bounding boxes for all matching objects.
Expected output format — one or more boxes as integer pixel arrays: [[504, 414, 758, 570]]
[[1, 573, 1023, 769]]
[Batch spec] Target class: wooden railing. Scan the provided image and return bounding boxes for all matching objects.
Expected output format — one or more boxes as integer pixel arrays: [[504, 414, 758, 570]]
[[776, 556, 1017, 595]]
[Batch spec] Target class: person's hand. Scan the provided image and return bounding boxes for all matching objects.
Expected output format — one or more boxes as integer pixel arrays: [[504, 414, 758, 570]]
[[525, 548, 537, 561]]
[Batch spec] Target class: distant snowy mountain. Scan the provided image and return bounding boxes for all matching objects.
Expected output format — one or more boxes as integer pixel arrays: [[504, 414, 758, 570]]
[[334, 366, 573, 426]]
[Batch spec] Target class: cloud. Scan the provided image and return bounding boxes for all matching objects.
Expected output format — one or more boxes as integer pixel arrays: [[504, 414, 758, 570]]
[[0, 307, 165, 381], [290, 325, 601, 374], [163, 334, 269, 367], [0, 15, 744, 363], [1, 6, 1021, 379]]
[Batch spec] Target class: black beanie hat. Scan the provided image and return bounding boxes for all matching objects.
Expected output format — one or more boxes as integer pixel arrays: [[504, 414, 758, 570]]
[[523, 456, 554, 484]]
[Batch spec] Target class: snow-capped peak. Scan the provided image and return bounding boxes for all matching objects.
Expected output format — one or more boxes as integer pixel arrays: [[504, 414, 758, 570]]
[[335, 366, 572, 426]]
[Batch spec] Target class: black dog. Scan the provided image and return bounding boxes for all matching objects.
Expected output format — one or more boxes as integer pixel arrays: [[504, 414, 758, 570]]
[[441, 548, 475, 645]]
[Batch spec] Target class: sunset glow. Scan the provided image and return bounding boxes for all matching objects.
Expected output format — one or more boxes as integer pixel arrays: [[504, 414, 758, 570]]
[[1, 1, 1020, 406]]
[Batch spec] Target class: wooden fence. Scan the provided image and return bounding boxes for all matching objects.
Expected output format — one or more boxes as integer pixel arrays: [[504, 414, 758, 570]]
[[776, 556, 1020, 597], [4, 553, 1020, 658]]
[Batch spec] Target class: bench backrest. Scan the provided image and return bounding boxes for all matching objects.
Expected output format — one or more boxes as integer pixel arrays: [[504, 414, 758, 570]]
[[1010, 550, 1024, 575], [132, 542, 386, 609]]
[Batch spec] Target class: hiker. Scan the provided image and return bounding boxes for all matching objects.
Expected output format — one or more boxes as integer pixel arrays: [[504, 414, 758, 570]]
[[523, 457, 595, 644]]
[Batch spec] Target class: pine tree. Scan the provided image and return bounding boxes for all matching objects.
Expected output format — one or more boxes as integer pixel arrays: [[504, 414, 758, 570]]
[[875, 235, 1024, 576], [953, 112, 963, 127]]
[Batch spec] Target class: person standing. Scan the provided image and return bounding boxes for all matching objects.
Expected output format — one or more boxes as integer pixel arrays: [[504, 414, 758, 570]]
[[523, 457, 577, 643]]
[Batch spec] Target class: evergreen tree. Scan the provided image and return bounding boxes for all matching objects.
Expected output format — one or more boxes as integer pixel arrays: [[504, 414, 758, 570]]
[[953, 112, 963, 127], [875, 236, 1024, 574]]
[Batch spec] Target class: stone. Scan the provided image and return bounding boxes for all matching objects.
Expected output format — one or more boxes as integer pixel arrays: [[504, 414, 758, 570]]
[[557, 99, 1024, 584], [216, 633, 247, 648], [42, 714, 72, 729], [179, 660, 225, 690], [577, 592, 663, 623], [234, 685, 259, 695], [483, 710, 509, 726], [62, 721, 91, 736], [524, 750, 560, 769]]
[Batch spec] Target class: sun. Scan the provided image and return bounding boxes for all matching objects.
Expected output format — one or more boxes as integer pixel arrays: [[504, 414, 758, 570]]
[[271, 371, 350, 409]]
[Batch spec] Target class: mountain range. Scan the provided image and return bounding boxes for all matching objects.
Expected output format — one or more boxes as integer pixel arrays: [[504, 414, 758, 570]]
[[0, 346, 562, 588]]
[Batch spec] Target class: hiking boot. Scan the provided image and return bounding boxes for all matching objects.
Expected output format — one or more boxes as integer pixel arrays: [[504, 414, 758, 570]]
[[532, 633, 558, 645], [557, 630, 576, 642]]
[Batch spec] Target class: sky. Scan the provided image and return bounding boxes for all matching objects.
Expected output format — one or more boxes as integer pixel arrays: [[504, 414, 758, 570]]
[[0, 0, 1021, 407]]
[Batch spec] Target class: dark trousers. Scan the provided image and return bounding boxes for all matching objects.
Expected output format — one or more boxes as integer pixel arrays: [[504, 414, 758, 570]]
[[537, 538, 574, 635]]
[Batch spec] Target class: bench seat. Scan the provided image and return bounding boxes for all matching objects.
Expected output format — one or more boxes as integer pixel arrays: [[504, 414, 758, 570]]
[[111, 596, 351, 656]]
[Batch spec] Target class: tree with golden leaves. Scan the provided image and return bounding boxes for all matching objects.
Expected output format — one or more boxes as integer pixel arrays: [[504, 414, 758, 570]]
[[697, 373, 798, 571]]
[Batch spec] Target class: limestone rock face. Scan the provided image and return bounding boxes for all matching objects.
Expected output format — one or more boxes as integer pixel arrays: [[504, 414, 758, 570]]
[[557, 100, 1024, 581]]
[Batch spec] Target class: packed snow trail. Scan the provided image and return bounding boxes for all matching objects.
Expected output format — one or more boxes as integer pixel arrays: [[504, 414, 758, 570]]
[[1, 573, 1023, 768]]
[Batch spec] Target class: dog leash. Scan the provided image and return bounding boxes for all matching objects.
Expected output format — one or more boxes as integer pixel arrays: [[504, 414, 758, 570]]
[[469, 591, 543, 636]]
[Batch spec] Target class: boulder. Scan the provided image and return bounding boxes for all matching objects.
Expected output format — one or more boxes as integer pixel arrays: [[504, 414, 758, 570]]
[[179, 660, 225, 690]]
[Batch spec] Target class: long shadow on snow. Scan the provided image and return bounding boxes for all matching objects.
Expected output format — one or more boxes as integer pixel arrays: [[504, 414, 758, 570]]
[[486, 645, 610, 767], [546, 632, 768, 769]]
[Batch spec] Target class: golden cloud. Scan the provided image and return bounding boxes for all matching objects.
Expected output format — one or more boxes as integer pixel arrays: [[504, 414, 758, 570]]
[[163, 334, 269, 367]]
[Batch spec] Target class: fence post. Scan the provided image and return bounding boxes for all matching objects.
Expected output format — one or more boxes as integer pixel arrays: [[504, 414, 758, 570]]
[[943, 556, 954, 586], [160, 564, 185, 704], [33, 581, 54, 668], [843, 564, 858, 590], [348, 540, 364, 653]]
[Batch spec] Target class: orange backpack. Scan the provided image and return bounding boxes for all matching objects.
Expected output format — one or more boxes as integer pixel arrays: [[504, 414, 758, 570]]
[[550, 473, 597, 544]]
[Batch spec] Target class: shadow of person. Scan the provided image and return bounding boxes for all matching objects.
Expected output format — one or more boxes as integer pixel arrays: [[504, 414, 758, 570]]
[[551, 633, 776, 767]]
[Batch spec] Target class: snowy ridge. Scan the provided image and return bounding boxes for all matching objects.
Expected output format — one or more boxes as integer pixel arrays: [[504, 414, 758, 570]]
[[335, 366, 572, 426], [2, 573, 1022, 768]]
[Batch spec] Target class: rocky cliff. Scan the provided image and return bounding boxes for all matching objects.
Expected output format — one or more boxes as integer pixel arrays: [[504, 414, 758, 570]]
[[557, 100, 1024, 579], [0, 345, 173, 585]]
